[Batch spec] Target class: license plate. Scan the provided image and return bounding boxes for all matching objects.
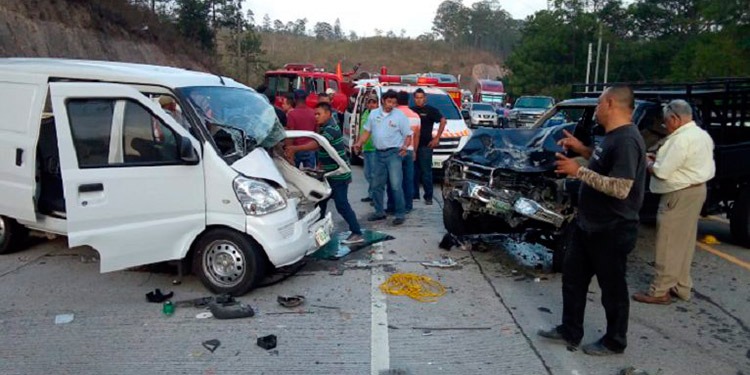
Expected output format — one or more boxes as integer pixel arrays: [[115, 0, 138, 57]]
[[432, 161, 443, 168], [314, 226, 331, 247]]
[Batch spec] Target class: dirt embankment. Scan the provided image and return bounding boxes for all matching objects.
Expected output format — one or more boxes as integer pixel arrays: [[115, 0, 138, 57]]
[[0, 0, 211, 71]]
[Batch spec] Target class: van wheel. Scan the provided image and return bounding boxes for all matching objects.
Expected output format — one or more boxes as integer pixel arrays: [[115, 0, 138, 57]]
[[192, 229, 267, 296], [0, 216, 29, 255], [730, 188, 750, 247]]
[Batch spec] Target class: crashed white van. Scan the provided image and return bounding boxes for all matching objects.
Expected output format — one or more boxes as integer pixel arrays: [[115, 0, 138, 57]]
[[0, 58, 348, 295]]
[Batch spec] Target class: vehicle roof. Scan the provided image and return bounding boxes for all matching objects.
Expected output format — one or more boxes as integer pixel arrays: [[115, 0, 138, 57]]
[[265, 69, 339, 79], [0, 58, 246, 89], [354, 84, 449, 96]]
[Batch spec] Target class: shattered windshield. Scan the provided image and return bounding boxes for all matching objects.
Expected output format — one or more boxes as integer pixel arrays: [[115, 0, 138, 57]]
[[178, 86, 285, 157]]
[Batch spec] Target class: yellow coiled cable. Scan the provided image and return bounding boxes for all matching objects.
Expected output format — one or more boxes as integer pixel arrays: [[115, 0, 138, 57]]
[[379, 273, 447, 302]]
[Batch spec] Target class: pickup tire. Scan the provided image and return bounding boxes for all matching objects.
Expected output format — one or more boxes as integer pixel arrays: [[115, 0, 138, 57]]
[[443, 198, 476, 236], [0, 215, 29, 255], [192, 228, 267, 296], [730, 188, 750, 247]]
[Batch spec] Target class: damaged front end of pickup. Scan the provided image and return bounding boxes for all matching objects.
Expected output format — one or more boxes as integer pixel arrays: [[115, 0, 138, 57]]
[[442, 125, 579, 271]]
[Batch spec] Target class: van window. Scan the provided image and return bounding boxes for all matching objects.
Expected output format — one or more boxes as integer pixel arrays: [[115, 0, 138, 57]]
[[328, 79, 339, 92], [67, 99, 180, 168]]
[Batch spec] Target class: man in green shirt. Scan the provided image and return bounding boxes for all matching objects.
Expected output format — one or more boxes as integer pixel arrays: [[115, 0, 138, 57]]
[[359, 96, 379, 202], [286, 102, 363, 244]]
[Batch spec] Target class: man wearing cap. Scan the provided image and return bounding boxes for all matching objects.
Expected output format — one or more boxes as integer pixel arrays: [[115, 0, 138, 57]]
[[286, 89, 318, 169], [354, 90, 412, 226]]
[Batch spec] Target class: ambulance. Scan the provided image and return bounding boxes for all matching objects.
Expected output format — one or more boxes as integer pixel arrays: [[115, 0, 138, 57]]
[[343, 76, 471, 170]]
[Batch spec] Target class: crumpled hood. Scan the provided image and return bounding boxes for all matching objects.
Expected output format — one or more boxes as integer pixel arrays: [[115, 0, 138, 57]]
[[230, 148, 287, 188], [452, 123, 576, 172]]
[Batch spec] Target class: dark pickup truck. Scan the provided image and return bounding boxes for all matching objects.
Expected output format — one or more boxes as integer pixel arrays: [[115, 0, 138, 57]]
[[442, 78, 750, 271]]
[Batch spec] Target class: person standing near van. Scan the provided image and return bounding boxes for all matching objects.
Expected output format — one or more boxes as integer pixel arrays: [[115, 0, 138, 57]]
[[632, 99, 715, 304], [286, 89, 317, 168], [387, 91, 421, 213], [360, 96, 379, 203], [354, 90, 412, 226], [286, 102, 364, 244], [411, 88, 446, 205]]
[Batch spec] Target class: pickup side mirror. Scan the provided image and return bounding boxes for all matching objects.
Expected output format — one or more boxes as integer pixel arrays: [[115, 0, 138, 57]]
[[462, 110, 471, 120], [179, 136, 199, 165]]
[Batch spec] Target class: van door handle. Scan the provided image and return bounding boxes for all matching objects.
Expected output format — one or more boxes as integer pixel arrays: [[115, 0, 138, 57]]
[[79, 183, 103, 193], [15, 148, 23, 166]]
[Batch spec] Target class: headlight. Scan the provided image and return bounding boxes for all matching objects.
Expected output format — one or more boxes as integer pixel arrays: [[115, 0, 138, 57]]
[[233, 176, 286, 216], [514, 197, 540, 216]]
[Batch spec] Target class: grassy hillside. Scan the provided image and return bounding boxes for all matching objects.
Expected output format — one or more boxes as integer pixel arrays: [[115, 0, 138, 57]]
[[243, 32, 503, 87]]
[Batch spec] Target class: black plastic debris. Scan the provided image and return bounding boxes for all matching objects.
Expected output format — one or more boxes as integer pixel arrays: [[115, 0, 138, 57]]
[[257, 335, 277, 350], [208, 303, 255, 319], [538, 307, 552, 314], [145, 289, 173, 303], [277, 295, 305, 308], [174, 294, 236, 308], [202, 339, 221, 353]]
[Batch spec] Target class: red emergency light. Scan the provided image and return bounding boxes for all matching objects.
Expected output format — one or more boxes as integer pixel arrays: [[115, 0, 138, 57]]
[[378, 75, 402, 84], [416, 77, 439, 86]]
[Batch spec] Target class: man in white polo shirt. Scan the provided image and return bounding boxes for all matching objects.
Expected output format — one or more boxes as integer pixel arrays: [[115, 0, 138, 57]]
[[633, 99, 715, 304], [354, 90, 413, 226]]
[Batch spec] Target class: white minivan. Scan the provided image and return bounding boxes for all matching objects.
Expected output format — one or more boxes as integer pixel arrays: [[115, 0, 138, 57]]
[[0, 58, 348, 295]]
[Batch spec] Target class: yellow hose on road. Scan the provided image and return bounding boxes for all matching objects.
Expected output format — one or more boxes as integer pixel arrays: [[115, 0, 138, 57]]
[[379, 273, 447, 302]]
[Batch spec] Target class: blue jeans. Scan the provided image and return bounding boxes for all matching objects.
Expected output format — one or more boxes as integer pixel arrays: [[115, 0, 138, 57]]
[[414, 147, 434, 201], [372, 149, 405, 219], [363, 151, 376, 199], [387, 150, 415, 211], [295, 150, 317, 169], [319, 179, 361, 235]]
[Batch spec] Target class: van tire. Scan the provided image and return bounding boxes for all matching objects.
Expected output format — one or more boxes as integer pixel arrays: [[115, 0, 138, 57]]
[[730, 188, 750, 247], [0, 216, 29, 255], [192, 228, 267, 296]]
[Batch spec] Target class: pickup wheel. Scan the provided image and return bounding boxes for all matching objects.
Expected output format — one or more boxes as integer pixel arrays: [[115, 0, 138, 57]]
[[192, 228, 267, 296], [0, 215, 29, 255], [730, 188, 750, 247], [443, 198, 476, 235]]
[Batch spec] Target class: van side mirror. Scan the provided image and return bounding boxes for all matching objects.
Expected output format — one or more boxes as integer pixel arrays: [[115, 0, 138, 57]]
[[179, 137, 199, 164], [462, 110, 470, 120]]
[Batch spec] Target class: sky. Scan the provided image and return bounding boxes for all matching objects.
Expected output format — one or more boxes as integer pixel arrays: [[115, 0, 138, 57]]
[[243, 0, 549, 38]]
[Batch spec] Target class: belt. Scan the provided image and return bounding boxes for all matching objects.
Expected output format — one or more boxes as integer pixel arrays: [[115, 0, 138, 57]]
[[376, 147, 398, 152]]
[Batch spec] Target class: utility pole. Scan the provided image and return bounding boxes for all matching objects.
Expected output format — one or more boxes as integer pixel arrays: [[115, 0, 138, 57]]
[[603, 43, 610, 84], [585, 43, 593, 92], [594, 22, 603, 89]]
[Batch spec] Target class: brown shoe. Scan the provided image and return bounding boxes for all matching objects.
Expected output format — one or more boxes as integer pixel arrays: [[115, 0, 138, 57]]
[[632, 291, 671, 305]]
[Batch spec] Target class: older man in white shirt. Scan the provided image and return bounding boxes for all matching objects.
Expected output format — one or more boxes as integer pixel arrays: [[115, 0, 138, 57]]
[[633, 99, 715, 304]]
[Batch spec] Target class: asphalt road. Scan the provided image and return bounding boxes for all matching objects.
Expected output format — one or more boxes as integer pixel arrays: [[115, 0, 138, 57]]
[[0, 166, 748, 375]]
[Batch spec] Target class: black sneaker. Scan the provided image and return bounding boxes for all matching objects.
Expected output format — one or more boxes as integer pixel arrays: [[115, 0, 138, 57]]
[[361, 197, 373, 202], [581, 339, 624, 356], [367, 213, 387, 221], [537, 326, 578, 347], [425, 199, 433, 206], [392, 217, 405, 225]]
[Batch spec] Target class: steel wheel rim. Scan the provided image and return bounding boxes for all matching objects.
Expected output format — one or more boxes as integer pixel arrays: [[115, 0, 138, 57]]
[[0, 218, 5, 245], [202, 240, 246, 288]]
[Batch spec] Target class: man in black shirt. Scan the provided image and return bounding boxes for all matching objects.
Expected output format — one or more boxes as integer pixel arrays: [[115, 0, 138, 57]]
[[410, 88, 446, 204], [538, 85, 646, 356]]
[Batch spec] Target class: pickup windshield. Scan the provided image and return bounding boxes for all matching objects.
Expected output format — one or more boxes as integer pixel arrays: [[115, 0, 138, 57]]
[[515, 97, 554, 109], [472, 103, 494, 112], [408, 93, 461, 120], [178, 86, 285, 157]]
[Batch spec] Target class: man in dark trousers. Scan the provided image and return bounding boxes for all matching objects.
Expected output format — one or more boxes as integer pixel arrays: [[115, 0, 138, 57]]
[[538, 85, 646, 356], [410, 88, 446, 205]]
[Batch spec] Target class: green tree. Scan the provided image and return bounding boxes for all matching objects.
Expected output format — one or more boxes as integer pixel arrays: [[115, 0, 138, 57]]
[[176, 0, 214, 50]]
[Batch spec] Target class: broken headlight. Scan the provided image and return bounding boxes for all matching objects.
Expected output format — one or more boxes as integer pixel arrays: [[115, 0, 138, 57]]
[[514, 197, 540, 216], [233, 176, 287, 216]]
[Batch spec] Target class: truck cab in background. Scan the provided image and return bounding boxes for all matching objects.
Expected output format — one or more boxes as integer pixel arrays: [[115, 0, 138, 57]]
[[263, 63, 356, 115]]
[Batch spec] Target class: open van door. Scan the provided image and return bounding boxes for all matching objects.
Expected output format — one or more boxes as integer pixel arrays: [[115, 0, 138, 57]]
[[49, 82, 206, 272], [0, 72, 48, 221]]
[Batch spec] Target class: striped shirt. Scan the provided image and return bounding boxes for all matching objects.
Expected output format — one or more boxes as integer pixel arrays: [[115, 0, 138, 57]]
[[318, 118, 351, 182]]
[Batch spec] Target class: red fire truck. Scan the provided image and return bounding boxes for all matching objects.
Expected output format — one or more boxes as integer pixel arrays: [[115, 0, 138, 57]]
[[263, 63, 356, 114]]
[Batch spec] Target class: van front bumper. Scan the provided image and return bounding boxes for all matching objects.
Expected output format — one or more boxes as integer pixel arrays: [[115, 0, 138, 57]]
[[246, 206, 334, 268]]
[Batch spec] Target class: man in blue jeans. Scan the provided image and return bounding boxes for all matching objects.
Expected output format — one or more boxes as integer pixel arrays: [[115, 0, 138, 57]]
[[354, 90, 412, 226], [410, 88, 446, 205], [387, 91, 420, 213], [285, 102, 363, 244]]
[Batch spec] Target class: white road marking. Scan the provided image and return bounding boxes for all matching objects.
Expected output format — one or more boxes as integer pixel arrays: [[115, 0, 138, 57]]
[[371, 242, 390, 374]]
